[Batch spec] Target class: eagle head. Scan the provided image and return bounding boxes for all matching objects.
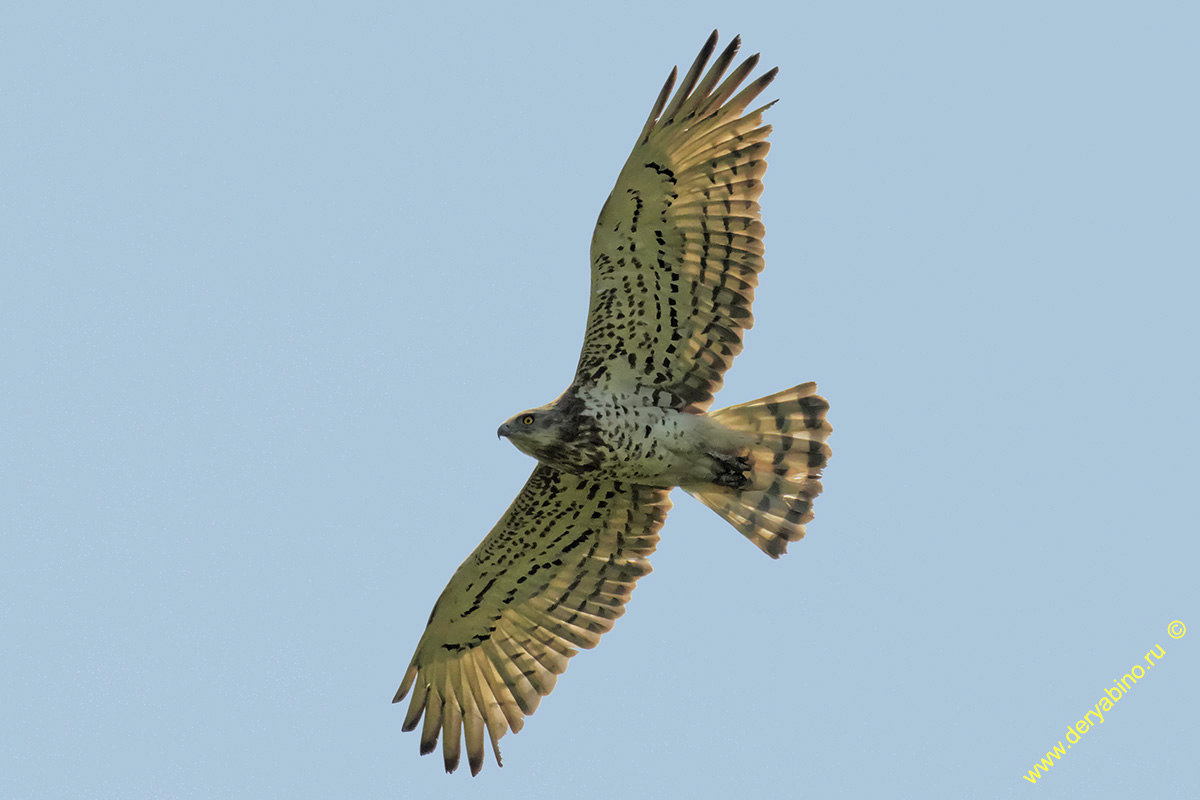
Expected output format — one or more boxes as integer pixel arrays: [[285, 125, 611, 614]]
[[497, 406, 569, 462]]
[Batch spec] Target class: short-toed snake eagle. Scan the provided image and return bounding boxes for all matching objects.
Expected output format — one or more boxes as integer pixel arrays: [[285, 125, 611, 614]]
[[395, 31, 832, 775]]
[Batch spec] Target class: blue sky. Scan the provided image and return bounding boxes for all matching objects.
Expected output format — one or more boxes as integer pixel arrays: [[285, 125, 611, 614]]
[[3, 1, 1197, 798]]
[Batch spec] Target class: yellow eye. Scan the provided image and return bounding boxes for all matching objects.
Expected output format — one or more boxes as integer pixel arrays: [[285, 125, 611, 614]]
[[522, 415, 534, 425]]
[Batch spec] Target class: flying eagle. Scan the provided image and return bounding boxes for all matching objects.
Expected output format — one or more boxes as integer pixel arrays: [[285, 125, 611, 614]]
[[395, 31, 831, 775]]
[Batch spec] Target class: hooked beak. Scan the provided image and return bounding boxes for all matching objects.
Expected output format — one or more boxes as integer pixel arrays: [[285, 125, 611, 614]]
[[497, 422, 511, 440]]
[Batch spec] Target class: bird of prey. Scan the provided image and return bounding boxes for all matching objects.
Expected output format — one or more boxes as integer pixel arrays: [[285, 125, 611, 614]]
[[394, 31, 831, 775]]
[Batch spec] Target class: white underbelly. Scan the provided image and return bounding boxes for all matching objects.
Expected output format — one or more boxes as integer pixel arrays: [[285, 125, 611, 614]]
[[592, 406, 725, 486]]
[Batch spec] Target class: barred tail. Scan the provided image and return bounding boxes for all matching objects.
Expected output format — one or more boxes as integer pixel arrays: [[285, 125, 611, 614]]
[[685, 382, 832, 558]]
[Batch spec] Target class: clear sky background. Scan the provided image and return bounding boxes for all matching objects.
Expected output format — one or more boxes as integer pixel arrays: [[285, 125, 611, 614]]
[[3, 1, 1197, 798]]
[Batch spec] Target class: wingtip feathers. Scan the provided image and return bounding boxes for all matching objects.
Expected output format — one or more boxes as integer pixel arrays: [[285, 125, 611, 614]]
[[393, 662, 418, 704]]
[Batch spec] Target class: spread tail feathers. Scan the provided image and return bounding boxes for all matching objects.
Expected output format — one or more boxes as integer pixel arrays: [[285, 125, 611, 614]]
[[686, 382, 832, 557]]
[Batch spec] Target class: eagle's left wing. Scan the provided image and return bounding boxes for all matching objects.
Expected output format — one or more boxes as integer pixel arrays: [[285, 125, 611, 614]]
[[393, 465, 671, 775], [574, 31, 779, 412]]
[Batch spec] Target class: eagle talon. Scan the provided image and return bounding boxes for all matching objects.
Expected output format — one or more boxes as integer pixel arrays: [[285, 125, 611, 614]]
[[710, 452, 751, 489]]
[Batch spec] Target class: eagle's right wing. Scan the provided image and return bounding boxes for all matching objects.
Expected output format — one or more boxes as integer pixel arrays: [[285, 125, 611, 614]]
[[393, 464, 671, 775]]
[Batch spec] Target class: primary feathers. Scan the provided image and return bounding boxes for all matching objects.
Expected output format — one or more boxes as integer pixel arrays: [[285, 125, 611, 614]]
[[395, 31, 831, 775]]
